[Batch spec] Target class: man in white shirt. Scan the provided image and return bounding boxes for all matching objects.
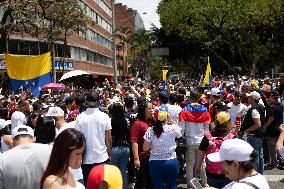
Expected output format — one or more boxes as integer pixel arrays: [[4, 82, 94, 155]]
[[179, 90, 210, 187], [11, 100, 29, 130], [75, 92, 112, 186], [168, 93, 182, 123], [239, 91, 265, 174], [227, 91, 248, 124], [0, 125, 51, 189]]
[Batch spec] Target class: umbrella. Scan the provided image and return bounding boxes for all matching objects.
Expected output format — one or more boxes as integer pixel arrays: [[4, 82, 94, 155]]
[[41, 83, 64, 91], [59, 70, 90, 81]]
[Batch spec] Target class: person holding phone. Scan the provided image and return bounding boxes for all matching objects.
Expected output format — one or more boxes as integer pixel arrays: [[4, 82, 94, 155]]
[[207, 139, 269, 189]]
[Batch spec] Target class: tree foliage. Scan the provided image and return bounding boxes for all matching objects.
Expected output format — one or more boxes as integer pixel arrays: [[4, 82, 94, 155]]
[[0, 0, 89, 50], [128, 28, 153, 79], [158, 0, 284, 75]]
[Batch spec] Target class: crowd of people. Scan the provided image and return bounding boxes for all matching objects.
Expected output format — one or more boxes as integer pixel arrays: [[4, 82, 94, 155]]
[[0, 75, 283, 189]]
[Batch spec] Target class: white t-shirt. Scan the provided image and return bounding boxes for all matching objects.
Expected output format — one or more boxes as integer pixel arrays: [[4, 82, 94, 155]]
[[251, 109, 260, 119], [1, 137, 10, 153], [143, 124, 182, 160], [75, 108, 112, 164], [222, 173, 269, 189], [227, 103, 248, 122], [11, 111, 27, 131], [179, 121, 209, 145], [168, 104, 182, 123], [54, 122, 83, 181]]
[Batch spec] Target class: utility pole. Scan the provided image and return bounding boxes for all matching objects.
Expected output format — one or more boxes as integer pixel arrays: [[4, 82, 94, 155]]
[[112, 0, 118, 83]]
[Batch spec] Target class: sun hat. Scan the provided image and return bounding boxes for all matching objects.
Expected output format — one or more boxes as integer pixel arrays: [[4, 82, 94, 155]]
[[246, 91, 261, 100], [208, 139, 254, 162], [216, 112, 231, 124], [211, 88, 221, 96], [12, 125, 34, 138], [87, 164, 122, 189], [45, 107, 64, 117]]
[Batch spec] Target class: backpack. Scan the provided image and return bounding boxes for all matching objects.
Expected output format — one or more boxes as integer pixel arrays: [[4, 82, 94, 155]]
[[204, 131, 237, 174]]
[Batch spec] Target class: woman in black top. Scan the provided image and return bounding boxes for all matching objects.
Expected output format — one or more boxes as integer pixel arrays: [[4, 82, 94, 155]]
[[197, 112, 237, 189], [108, 103, 130, 189]]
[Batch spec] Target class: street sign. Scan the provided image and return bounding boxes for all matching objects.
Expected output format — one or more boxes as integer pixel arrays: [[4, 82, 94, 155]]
[[151, 48, 169, 56], [55, 61, 74, 70]]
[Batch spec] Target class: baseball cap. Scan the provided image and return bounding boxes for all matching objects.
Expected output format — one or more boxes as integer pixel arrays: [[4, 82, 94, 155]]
[[216, 112, 230, 124], [45, 107, 64, 117], [87, 165, 122, 189], [208, 139, 254, 162], [211, 88, 221, 96], [0, 119, 11, 129], [12, 125, 34, 138], [247, 91, 261, 100], [86, 92, 99, 102]]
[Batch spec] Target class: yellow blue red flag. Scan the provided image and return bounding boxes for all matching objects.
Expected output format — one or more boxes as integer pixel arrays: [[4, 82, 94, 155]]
[[4, 52, 52, 97], [202, 57, 212, 87]]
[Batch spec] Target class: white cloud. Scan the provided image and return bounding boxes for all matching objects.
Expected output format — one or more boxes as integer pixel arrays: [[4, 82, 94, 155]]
[[115, 0, 161, 30]]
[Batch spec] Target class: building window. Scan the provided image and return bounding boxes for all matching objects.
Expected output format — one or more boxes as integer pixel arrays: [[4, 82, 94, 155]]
[[71, 47, 112, 67]]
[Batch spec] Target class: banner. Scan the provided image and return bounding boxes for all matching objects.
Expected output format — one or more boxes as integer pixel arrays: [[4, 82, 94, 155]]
[[5, 52, 52, 97]]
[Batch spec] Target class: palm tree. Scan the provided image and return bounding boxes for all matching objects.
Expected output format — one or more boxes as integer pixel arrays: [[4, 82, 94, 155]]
[[115, 27, 131, 80]]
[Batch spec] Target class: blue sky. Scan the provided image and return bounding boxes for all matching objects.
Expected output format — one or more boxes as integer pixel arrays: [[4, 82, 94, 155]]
[[116, 0, 161, 30]]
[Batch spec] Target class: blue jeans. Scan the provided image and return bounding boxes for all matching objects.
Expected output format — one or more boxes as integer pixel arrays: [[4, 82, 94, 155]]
[[149, 159, 178, 189], [247, 135, 264, 174], [112, 146, 130, 189]]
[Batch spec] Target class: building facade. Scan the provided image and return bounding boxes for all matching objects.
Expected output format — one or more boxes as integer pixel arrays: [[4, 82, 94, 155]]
[[0, 0, 114, 82], [114, 3, 144, 80]]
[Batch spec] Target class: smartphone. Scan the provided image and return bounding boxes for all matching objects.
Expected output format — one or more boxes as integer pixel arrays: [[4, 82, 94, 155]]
[[190, 178, 203, 189]]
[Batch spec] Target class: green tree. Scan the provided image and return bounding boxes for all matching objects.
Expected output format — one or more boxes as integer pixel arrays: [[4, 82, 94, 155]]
[[128, 28, 153, 79], [158, 0, 284, 75], [0, 0, 89, 80]]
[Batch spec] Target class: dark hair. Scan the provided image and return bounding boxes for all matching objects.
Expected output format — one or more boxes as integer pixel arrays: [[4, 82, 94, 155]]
[[169, 93, 176, 104], [32, 102, 42, 112], [137, 101, 150, 121], [34, 116, 56, 144], [108, 103, 129, 143], [40, 128, 85, 189], [190, 90, 199, 101], [177, 87, 186, 95], [151, 119, 164, 138], [27, 113, 39, 129], [225, 150, 258, 173], [0, 108, 8, 119]]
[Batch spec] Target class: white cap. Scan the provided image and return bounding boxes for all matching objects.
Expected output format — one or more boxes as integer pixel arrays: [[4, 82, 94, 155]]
[[12, 125, 34, 138], [0, 119, 11, 129], [247, 91, 261, 100], [45, 107, 64, 117], [11, 111, 27, 130], [242, 76, 248, 80], [211, 88, 221, 96], [207, 139, 254, 162]]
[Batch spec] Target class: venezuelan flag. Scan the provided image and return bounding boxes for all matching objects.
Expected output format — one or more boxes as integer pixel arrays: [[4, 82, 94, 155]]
[[179, 103, 211, 123], [202, 57, 212, 87], [4, 52, 52, 97]]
